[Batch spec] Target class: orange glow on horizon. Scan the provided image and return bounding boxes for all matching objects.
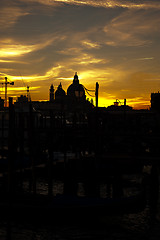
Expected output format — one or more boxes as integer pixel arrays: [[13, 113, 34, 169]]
[[1, 73, 152, 110]]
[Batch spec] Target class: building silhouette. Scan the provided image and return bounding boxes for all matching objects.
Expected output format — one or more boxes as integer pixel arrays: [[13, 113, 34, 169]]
[[14, 73, 93, 116], [0, 97, 4, 109], [151, 91, 160, 112], [67, 72, 86, 101], [55, 82, 66, 102], [49, 84, 54, 102]]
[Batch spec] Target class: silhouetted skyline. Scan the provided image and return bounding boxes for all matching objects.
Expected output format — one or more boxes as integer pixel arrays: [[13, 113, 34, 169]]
[[0, 0, 160, 109]]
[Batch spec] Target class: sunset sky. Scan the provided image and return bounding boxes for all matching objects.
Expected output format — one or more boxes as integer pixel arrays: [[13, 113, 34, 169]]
[[0, 0, 160, 109]]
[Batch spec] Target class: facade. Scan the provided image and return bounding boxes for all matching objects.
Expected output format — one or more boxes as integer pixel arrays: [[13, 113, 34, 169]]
[[49, 72, 87, 103], [14, 73, 93, 115], [151, 92, 160, 112], [0, 97, 4, 110]]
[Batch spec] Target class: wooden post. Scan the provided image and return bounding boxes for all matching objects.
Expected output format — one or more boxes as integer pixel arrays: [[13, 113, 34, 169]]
[[95, 82, 99, 108], [18, 112, 25, 191], [1, 114, 4, 158], [149, 164, 159, 219], [48, 110, 54, 198], [29, 103, 36, 195], [8, 97, 16, 197], [63, 112, 67, 169]]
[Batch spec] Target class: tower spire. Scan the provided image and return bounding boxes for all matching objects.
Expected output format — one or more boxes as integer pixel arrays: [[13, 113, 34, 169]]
[[73, 72, 79, 84]]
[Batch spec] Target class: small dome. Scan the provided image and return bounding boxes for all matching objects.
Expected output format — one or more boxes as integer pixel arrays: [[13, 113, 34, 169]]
[[55, 83, 66, 99]]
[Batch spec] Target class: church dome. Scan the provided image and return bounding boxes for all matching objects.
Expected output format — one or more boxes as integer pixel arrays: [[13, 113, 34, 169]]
[[67, 73, 85, 99], [55, 82, 66, 100]]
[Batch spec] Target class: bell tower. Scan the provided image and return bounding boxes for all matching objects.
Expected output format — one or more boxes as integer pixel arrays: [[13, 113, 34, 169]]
[[49, 84, 54, 102]]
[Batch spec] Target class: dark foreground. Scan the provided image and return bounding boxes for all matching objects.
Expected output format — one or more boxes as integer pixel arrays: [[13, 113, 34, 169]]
[[0, 205, 160, 240], [0, 176, 160, 240]]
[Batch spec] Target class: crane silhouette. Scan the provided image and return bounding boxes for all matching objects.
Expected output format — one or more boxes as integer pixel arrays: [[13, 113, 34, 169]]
[[0, 77, 14, 107]]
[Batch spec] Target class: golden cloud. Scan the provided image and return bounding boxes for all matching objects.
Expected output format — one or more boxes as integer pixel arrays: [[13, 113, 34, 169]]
[[21, 0, 160, 9], [82, 40, 101, 49], [127, 98, 150, 109], [136, 57, 154, 61], [0, 60, 15, 63], [78, 54, 105, 65], [0, 37, 56, 58], [0, 7, 29, 28], [45, 65, 64, 78], [104, 10, 160, 47], [20, 0, 160, 10], [6, 86, 40, 92], [0, 46, 34, 57]]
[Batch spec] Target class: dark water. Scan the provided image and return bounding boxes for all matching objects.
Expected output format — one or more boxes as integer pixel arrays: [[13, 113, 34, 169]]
[[0, 178, 160, 240], [0, 208, 159, 240]]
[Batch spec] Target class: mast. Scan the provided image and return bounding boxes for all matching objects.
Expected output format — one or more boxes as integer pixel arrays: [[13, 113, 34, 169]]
[[95, 82, 99, 108]]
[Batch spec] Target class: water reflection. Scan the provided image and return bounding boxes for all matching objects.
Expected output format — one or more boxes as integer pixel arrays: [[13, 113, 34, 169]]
[[0, 177, 159, 240], [0, 207, 152, 240]]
